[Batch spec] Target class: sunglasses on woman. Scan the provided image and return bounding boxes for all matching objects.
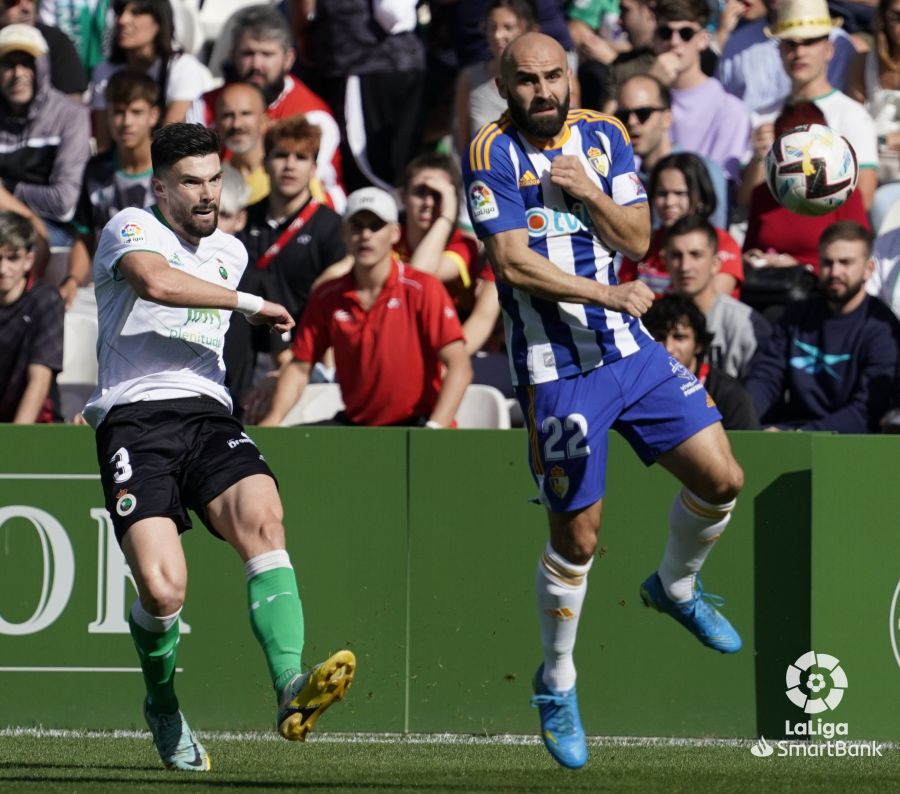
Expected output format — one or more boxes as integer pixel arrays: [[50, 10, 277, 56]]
[[656, 24, 699, 42]]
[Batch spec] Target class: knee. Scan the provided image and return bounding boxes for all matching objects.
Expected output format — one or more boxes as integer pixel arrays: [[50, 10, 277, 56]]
[[698, 459, 744, 505], [257, 517, 286, 550], [550, 520, 599, 565], [140, 572, 185, 617]]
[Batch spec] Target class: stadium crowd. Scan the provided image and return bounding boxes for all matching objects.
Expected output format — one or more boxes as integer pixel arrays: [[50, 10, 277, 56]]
[[0, 0, 899, 432]]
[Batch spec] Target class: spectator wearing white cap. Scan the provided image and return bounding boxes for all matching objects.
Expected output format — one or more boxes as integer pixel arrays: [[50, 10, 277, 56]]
[[0, 0, 87, 100], [256, 187, 472, 427], [0, 24, 90, 249]]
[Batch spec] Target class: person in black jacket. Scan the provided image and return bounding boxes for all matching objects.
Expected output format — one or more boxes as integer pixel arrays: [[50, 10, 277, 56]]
[[744, 221, 900, 433], [644, 294, 761, 430]]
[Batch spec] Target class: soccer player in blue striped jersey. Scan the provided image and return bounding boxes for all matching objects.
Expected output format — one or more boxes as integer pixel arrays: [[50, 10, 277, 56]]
[[462, 32, 745, 770]]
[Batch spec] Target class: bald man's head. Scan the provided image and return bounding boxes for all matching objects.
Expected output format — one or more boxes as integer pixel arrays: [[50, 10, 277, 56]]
[[497, 32, 570, 140], [215, 82, 269, 155]]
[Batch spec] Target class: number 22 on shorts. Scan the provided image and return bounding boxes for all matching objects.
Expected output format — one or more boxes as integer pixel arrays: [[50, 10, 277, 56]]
[[541, 414, 590, 461]]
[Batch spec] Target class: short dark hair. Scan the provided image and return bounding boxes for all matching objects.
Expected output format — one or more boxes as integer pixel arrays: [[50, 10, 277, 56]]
[[151, 123, 220, 175], [264, 116, 322, 159], [105, 69, 160, 108], [0, 211, 36, 252], [649, 152, 718, 221], [819, 221, 874, 257], [399, 151, 463, 193], [655, 0, 710, 28], [231, 5, 292, 53], [666, 214, 718, 253], [643, 294, 713, 357]]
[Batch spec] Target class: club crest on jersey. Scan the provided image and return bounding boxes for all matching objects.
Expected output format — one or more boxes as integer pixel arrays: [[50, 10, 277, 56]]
[[548, 465, 569, 498], [518, 169, 540, 188], [115, 490, 137, 517], [587, 147, 609, 177], [120, 223, 144, 244], [468, 180, 500, 221]]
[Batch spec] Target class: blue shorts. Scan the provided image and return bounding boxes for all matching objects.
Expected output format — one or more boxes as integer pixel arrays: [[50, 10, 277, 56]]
[[516, 342, 721, 513]]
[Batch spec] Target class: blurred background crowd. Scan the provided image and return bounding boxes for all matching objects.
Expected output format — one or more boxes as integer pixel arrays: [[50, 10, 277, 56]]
[[0, 0, 898, 432]]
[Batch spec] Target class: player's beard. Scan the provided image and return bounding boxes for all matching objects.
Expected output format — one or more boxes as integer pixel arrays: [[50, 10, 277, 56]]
[[507, 89, 570, 139], [171, 200, 219, 239]]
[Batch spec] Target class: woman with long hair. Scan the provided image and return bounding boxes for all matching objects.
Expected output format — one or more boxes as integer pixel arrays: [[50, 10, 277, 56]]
[[453, 0, 536, 153], [89, 0, 210, 150], [618, 152, 744, 297]]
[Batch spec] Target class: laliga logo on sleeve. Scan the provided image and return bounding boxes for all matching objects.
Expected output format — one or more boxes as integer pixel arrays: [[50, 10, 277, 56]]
[[468, 181, 499, 222], [785, 650, 847, 713]]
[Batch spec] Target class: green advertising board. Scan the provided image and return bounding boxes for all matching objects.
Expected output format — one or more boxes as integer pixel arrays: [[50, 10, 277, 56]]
[[0, 427, 898, 740]]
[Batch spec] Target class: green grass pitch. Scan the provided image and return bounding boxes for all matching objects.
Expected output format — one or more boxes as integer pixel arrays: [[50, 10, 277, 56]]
[[2, 732, 899, 793]]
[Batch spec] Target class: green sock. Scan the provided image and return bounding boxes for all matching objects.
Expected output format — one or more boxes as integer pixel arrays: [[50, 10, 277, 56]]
[[128, 610, 180, 715], [247, 566, 304, 695]]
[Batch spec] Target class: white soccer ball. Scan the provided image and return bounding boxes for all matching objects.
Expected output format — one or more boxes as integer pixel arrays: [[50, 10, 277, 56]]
[[765, 123, 859, 217]]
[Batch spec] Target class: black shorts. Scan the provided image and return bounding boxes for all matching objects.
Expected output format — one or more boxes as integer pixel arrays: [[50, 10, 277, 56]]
[[95, 397, 276, 544]]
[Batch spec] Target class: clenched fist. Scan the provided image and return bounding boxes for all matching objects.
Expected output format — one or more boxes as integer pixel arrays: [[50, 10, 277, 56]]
[[550, 155, 597, 201], [605, 281, 655, 317]]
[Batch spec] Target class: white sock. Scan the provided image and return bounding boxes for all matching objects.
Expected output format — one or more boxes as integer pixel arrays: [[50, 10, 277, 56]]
[[658, 488, 735, 603], [130, 600, 181, 632], [536, 543, 593, 692], [244, 549, 293, 581]]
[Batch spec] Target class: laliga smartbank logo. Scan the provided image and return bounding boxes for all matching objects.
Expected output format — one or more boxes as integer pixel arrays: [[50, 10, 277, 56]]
[[750, 650, 885, 759]]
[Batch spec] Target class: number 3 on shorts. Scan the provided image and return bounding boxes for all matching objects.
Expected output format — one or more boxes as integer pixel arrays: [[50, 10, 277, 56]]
[[111, 447, 133, 483], [541, 414, 590, 461]]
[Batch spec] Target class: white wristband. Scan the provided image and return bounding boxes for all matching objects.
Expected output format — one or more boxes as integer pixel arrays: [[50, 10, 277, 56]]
[[235, 291, 264, 316], [425, 420, 443, 429]]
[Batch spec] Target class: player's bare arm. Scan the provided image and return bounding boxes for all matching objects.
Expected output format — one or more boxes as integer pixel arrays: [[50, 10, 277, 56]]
[[257, 358, 312, 426], [428, 339, 472, 427], [118, 249, 295, 334], [485, 228, 655, 316], [549, 155, 651, 261]]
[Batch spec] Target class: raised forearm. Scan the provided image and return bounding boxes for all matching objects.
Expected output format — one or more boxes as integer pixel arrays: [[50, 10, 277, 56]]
[[582, 190, 650, 261]]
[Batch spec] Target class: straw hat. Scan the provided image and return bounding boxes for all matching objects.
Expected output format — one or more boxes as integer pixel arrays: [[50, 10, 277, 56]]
[[765, 0, 842, 40]]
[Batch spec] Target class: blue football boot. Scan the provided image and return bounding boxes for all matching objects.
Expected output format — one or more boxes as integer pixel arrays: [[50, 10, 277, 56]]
[[640, 572, 742, 653], [530, 664, 588, 769]]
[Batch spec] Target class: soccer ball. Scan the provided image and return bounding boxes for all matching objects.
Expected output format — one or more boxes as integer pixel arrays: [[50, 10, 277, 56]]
[[765, 124, 858, 217]]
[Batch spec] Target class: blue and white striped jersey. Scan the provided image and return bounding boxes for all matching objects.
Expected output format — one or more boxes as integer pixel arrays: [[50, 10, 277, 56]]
[[462, 109, 653, 386]]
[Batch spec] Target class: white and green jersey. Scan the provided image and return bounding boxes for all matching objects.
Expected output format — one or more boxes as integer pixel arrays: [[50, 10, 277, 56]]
[[84, 205, 247, 428]]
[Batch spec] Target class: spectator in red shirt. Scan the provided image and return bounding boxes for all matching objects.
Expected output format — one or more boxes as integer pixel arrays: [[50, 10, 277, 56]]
[[618, 152, 744, 298], [189, 6, 344, 210], [396, 152, 500, 355], [258, 187, 472, 427]]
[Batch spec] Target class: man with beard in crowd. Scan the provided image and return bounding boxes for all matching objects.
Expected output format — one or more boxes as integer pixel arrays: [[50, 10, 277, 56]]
[[189, 6, 344, 209], [462, 31, 745, 770], [745, 221, 900, 433]]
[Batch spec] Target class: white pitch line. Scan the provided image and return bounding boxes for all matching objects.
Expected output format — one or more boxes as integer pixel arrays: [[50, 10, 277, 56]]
[[0, 474, 101, 480], [1, 728, 895, 750], [0, 667, 182, 673]]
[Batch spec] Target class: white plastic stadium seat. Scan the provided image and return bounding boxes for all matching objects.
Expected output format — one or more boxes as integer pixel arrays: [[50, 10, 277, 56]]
[[58, 312, 98, 385], [279, 383, 345, 426], [454, 384, 512, 429], [878, 199, 900, 236], [58, 311, 99, 421]]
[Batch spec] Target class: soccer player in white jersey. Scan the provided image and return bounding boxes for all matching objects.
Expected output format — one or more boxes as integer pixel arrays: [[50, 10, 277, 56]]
[[462, 33, 745, 769], [83, 124, 355, 772]]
